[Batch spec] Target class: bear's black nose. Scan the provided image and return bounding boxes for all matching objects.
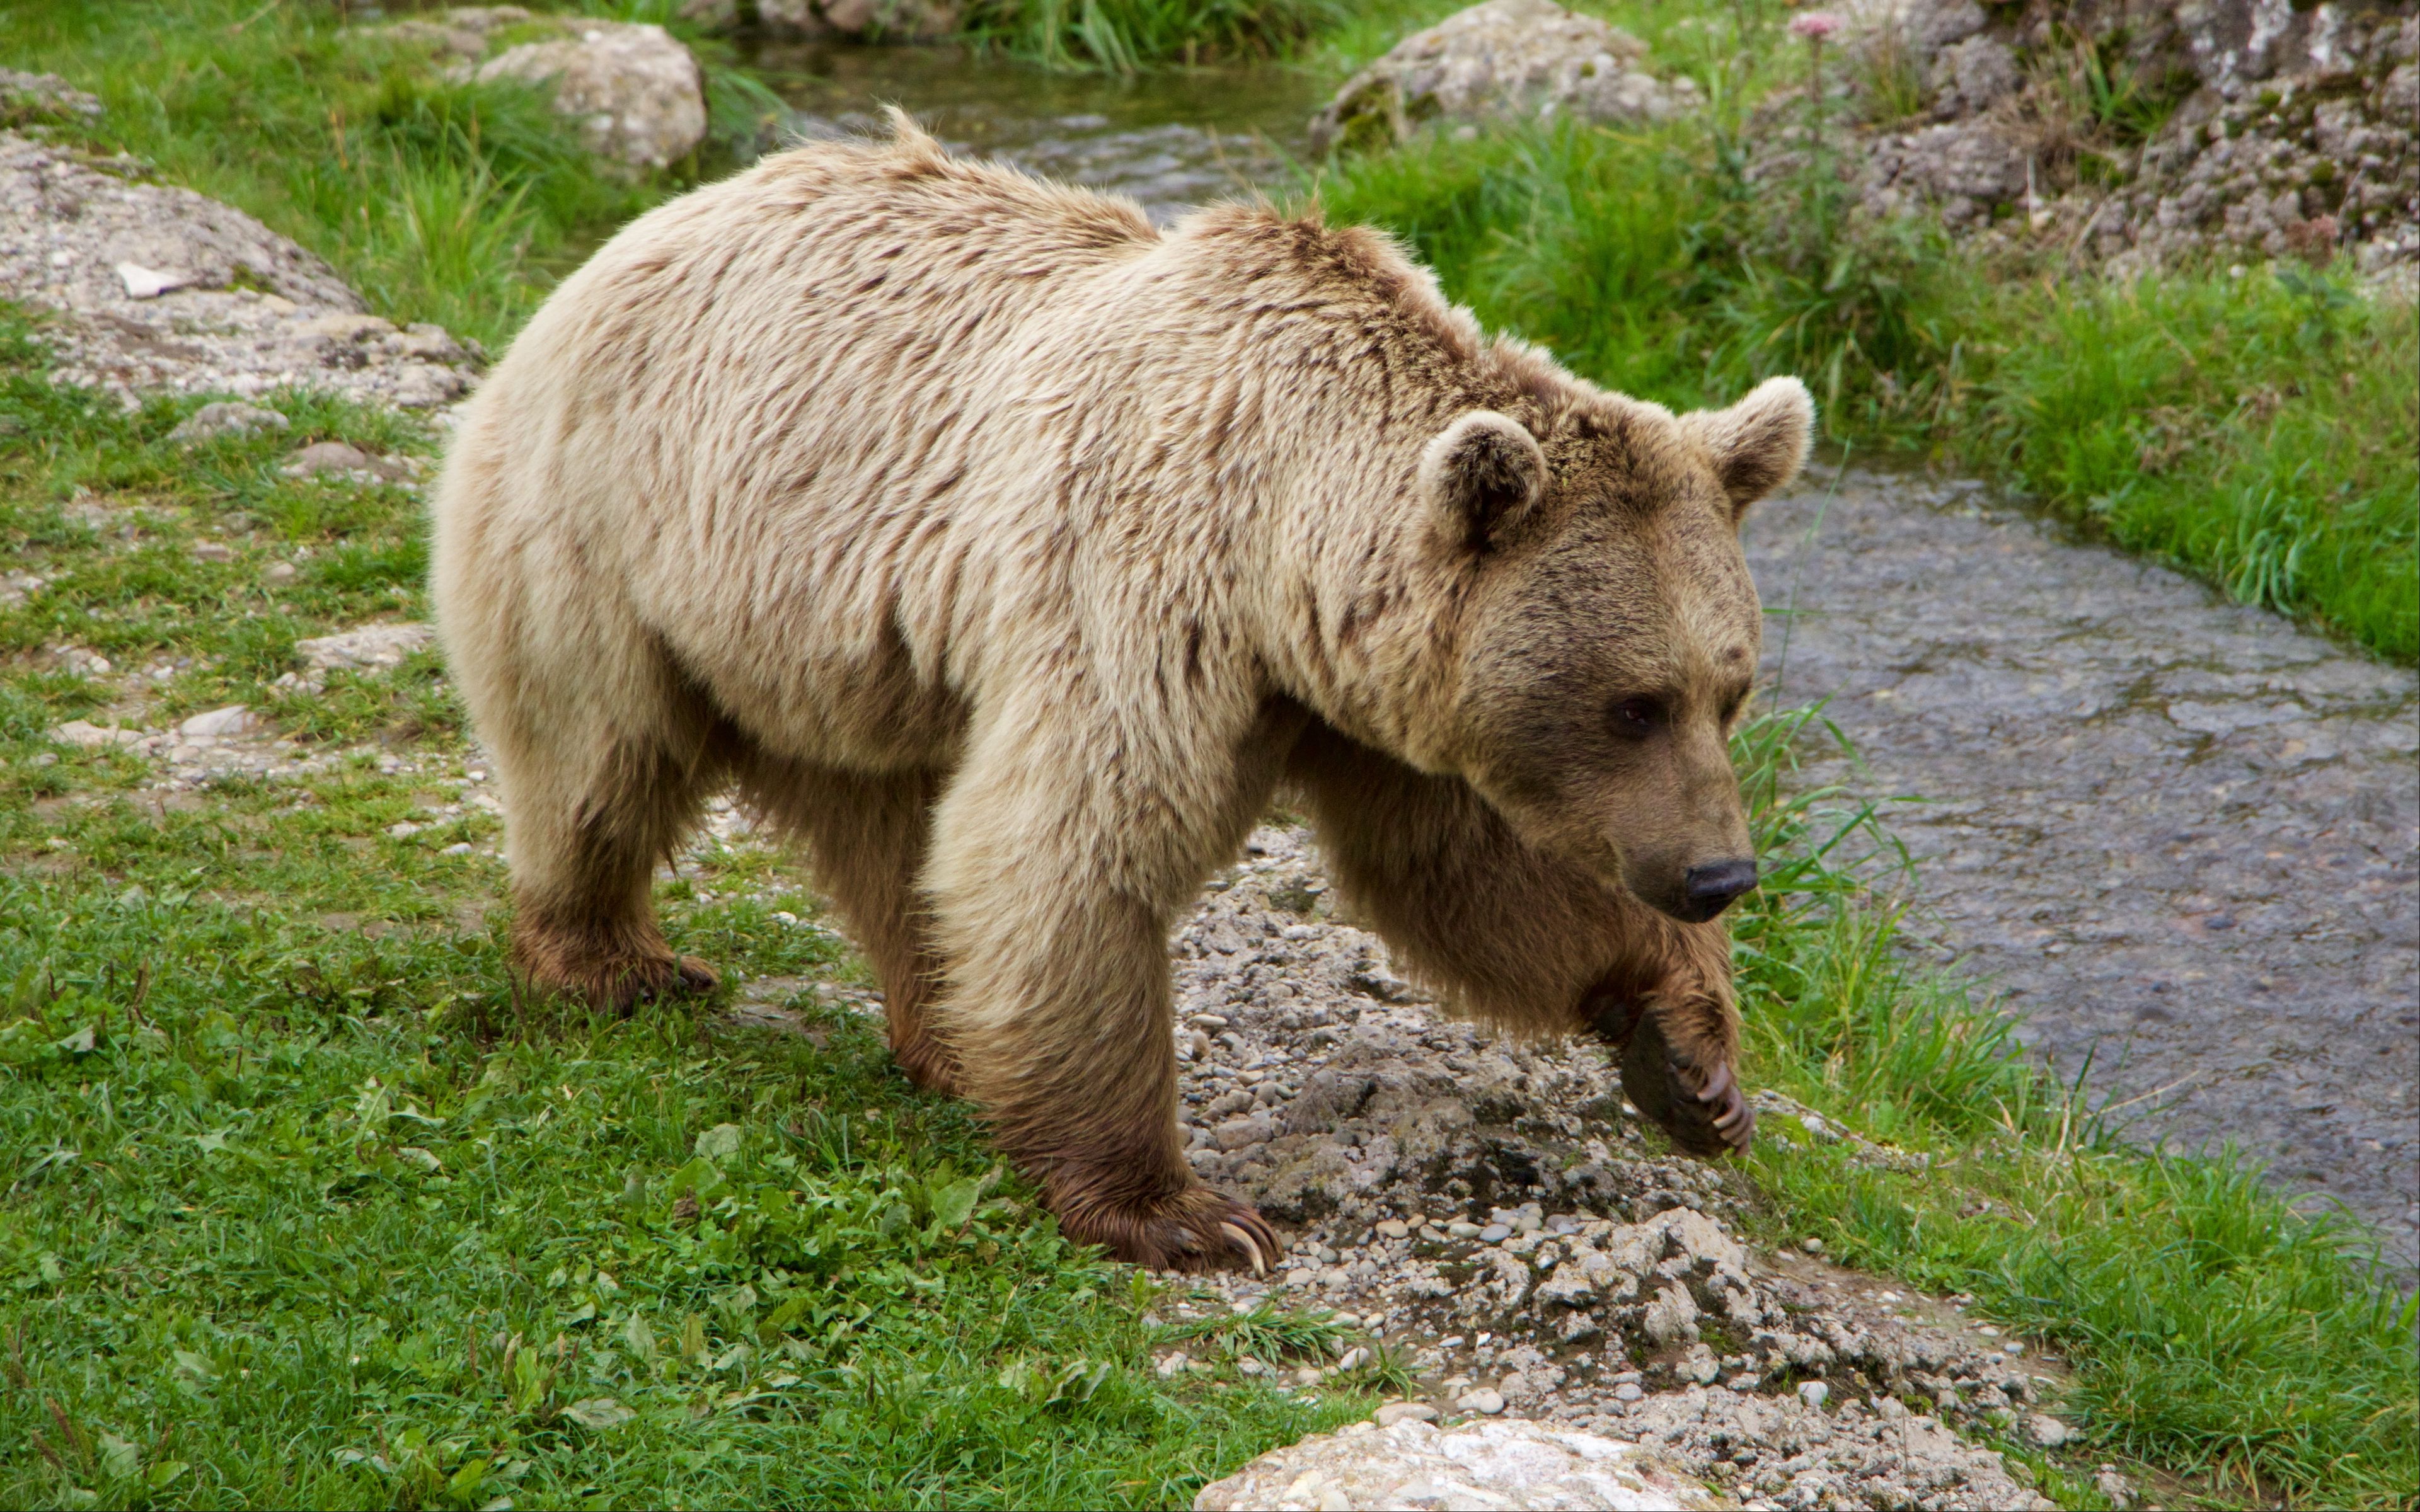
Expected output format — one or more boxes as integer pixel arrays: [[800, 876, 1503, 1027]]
[[1681, 859, 1758, 919]]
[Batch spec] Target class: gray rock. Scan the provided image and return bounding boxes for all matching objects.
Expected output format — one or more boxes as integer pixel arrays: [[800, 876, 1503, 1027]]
[[178, 705, 257, 739], [477, 21, 708, 173], [1194, 1419, 1715, 1511], [752, 0, 961, 39], [170, 401, 289, 444], [1804, 1, 2419, 272], [284, 440, 373, 476], [295, 622, 434, 672], [1309, 0, 1699, 153], [0, 70, 101, 124], [49, 720, 142, 748], [0, 133, 478, 410], [2025, 1412, 2072, 1448], [1374, 1401, 1440, 1426], [1458, 1387, 1506, 1414]]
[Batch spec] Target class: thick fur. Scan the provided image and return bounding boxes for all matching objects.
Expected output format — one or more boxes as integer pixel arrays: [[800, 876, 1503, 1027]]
[[432, 115, 1810, 1269]]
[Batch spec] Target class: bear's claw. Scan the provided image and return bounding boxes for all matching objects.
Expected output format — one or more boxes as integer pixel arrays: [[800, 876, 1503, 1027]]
[[1616, 1011, 1754, 1157], [1219, 1220, 1271, 1274], [1061, 1186, 1281, 1274]]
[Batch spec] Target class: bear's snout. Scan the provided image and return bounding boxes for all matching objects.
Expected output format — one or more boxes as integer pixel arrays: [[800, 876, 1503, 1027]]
[[1677, 858, 1758, 922]]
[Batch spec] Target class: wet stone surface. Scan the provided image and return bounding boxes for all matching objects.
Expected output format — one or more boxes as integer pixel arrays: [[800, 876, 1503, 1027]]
[[1743, 471, 2420, 1268]]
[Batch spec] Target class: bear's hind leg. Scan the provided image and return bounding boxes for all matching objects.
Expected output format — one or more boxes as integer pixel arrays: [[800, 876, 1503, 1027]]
[[740, 759, 962, 1096], [500, 698, 731, 1013]]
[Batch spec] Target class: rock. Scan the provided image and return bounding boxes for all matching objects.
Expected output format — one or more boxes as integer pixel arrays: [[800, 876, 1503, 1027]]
[[1805, 1, 2419, 272], [284, 440, 373, 476], [1373, 1401, 1439, 1426], [0, 133, 480, 409], [2025, 1412, 2072, 1448], [375, 6, 537, 64], [116, 261, 193, 300], [1309, 0, 1700, 154], [1458, 1387, 1507, 1414], [756, 0, 962, 40], [295, 622, 434, 672], [676, 0, 742, 28], [178, 706, 258, 739], [476, 21, 708, 172], [169, 401, 289, 444], [49, 720, 142, 748], [1194, 1419, 1717, 1511], [1, 69, 103, 125], [2095, 1469, 2136, 1508], [1795, 1380, 1828, 1409]]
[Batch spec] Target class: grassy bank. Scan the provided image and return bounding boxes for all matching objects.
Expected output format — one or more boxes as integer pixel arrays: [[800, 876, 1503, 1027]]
[[1727, 707, 2418, 1508], [0, 307, 2407, 1508], [1314, 117, 2419, 663], [0, 310, 1368, 1508]]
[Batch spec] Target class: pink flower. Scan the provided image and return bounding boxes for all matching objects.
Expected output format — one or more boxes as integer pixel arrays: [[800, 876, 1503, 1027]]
[[1789, 11, 1844, 40]]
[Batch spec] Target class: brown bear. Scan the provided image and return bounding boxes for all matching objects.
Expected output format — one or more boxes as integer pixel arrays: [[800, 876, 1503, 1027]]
[[430, 113, 1812, 1273]]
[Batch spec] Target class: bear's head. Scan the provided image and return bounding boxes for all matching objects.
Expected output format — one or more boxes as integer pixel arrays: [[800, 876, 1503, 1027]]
[[1424, 377, 1812, 924]]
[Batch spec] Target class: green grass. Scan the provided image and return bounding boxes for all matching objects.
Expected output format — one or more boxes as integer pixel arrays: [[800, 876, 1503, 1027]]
[[0, 0, 784, 348], [960, 0, 1352, 71], [1313, 112, 2419, 663], [0, 312, 1367, 1509], [1722, 702, 2419, 1509]]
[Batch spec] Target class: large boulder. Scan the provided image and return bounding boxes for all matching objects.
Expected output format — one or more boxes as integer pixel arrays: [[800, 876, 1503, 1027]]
[[1310, 0, 1701, 154], [1195, 1418, 1717, 1511], [1779, 0, 2419, 271], [475, 21, 707, 173], [374, 8, 708, 174], [0, 126, 477, 409]]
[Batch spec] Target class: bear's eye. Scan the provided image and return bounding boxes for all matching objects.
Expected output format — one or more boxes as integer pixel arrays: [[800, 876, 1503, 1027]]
[[1610, 696, 1663, 740]]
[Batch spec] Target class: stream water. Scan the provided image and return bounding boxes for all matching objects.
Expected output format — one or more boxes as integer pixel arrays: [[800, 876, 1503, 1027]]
[[739, 39, 1325, 223], [737, 44, 2420, 1269]]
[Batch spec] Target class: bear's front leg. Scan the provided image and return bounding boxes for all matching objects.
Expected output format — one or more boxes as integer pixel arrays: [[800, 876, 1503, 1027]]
[[1583, 922, 1754, 1156], [921, 699, 1289, 1274]]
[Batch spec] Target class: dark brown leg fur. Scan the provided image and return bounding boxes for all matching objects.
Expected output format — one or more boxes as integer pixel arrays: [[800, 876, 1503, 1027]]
[[1291, 720, 1754, 1157], [507, 718, 732, 1013], [737, 759, 963, 1096]]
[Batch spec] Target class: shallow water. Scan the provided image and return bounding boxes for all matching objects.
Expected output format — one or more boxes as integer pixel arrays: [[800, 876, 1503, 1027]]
[[738, 40, 1325, 222]]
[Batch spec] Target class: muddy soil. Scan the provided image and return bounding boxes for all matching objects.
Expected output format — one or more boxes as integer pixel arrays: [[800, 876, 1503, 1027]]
[[1743, 471, 2420, 1269]]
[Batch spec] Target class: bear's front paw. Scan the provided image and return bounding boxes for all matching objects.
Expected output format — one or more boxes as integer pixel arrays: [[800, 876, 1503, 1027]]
[[1616, 1011, 1754, 1157], [1054, 1183, 1281, 1274]]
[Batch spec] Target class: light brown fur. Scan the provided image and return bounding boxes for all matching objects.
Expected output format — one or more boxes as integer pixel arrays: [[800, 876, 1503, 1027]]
[[431, 115, 1811, 1270]]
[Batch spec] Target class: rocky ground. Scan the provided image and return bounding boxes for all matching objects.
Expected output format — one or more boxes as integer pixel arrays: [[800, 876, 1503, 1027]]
[[1305, 0, 2419, 277], [1744, 470, 2420, 1271], [1801, 0, 2420, 277]]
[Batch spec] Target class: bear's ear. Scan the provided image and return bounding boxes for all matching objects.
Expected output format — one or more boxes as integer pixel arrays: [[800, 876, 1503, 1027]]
[[1420, 410, 1547, 550], [1681, 377, 1814, 525]]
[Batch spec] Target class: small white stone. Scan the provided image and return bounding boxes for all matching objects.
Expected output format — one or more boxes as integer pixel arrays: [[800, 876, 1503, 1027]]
[[116, 261, 191, 299], [1797, 1382, 1829, 1409], [178, 705, 257, 738], [1457, 1387, 1505, 1414], [1373, 1402, 1438, 1427], [2025, 1413, 2072, 1448]]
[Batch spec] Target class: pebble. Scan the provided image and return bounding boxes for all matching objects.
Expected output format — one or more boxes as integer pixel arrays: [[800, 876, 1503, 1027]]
[[178, 705, 257, 738], [1797, 1382, 1828, 1409], [1456, 1388, 1505, 1416], [2025, 1413, 2073, 1448], [1371, 1402, 1437, 1427]]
